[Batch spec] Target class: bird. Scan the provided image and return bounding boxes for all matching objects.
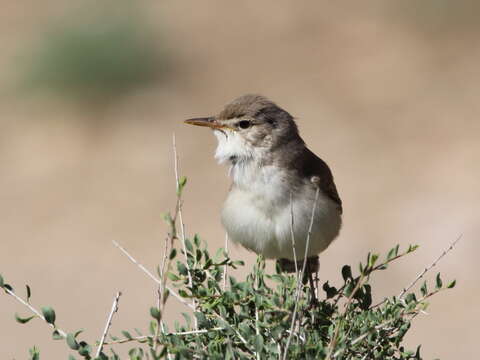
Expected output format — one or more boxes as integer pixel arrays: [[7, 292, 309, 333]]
[[184, 94, 342, 279]]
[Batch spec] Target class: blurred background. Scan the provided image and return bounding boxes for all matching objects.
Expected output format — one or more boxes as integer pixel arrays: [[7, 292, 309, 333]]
[[1, 1, 478, 358]]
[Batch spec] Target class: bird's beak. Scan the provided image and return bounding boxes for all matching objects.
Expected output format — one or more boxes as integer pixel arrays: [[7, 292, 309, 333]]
[[184, 117, 233, 130]]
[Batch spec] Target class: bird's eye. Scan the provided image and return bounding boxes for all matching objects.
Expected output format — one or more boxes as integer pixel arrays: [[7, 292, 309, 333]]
[[237, 120, 251, 129]]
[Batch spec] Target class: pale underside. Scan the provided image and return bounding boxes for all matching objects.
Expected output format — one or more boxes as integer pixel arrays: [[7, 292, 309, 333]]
[[214, 129, 341, 260]]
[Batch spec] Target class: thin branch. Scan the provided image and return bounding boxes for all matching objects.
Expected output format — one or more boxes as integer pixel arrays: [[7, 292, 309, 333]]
[[254, 271, 260, 360], [326, 273, 366, 360], [103, 327, 225, 346], [212, 313, 252, 353], [172, 134, 193, 288], [399, 234, 462, 299], [153, 286, 162, 352], [289, 192, 299, 279], [283, 187, 320, 360], [160, 321, 173, 360], [96, 291, 122, 358], [223, 233, 229, 291], [255, 305, 260, 360], [3, 287, 67, 338], [172, 134, 197, 325], [112, 240, 194, 310]]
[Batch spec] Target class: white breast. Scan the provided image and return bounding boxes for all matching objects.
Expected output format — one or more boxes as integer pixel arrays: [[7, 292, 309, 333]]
[[221, 160, 341, 260], [213, 129, 341, 260]]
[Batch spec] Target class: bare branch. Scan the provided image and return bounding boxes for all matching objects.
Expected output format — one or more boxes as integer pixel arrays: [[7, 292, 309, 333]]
[[172, 134, 197, 325], [283, 187, 320, 360], [96, 291, 122, 357], [399, 234, 462, 299], [112, 240, 194, 310], [289, 192, 299, 279]]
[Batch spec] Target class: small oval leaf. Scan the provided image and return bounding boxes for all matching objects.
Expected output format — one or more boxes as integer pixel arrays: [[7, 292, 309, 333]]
[[150, 307, 161, 321], [66, 333, 79, 350], [41, 306, 56, 325], [15, 313, 35, 324]]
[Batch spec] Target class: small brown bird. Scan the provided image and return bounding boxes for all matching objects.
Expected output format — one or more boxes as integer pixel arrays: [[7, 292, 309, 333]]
[[185, 94, 342, 276]]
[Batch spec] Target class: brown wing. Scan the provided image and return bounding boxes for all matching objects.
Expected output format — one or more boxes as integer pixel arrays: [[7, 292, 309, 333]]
[[301, 148, 343, 214]]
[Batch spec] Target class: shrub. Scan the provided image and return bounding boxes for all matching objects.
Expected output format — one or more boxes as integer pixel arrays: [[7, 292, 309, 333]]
[[0, 154, 458, 360]]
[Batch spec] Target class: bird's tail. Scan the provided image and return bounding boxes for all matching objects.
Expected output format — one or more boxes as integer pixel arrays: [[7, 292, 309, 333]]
[[277, 256, 319, 274]]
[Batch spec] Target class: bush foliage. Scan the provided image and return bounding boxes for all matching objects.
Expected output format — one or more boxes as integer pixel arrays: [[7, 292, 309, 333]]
[[1, 177, 455, 359]]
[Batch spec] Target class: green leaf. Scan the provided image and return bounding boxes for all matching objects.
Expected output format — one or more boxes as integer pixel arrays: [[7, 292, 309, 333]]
[[341, 265, 352, 281], [407, 244, 419, 253], [177, 262, 188, 276], [368, 253, 379, 269], [66, 333, 79, 350], [169, 248, 177, 260], [52, 329, 64, 340], [177, 176, 187, 195], [194, 312, 209, 328], [0, 274, 4, 288], [405, 293, 417, 304], [214, 247, 225, 261], [41, 306, 56, 325], [121, 330, 133, 339], [435, 273, 443, 290], [181, 312, 191, 328], [149, 320, 157, 335], [29, 346, 40, 360], [386, 247, 397, 260], [68, 355, 76, 360], [420, 281, 428, 297], [447, 280, 456, 289], [185, 238, 193, 253], [322, 282, 338, 299], [78, 342, 91, 356], [26, 285, 32, 302], [193, 234, 200, 248], [167, 272, 180, 281], [163, 212, 172, 224], [15, 313, 36, 324], [178, 289, 189, 298], [344, 281, 355, 297], [150, 307, 161, 321], [254, 334, 264, 353]]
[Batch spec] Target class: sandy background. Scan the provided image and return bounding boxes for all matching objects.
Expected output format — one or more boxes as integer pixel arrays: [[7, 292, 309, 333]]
[[1, 1, 479, 358]]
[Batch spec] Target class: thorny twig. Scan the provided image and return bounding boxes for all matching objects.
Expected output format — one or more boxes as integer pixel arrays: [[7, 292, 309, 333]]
[[96, 291, 122, 358], [399, 234, 462, 299], [112, 240, 194, 310]]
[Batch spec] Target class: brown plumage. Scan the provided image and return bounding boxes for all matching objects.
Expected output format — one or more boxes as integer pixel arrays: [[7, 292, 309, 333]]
[[185, 94, 342, 276]]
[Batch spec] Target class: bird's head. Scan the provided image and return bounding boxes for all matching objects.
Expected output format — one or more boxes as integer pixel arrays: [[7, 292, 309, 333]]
[[185, 94, 302, 165]]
